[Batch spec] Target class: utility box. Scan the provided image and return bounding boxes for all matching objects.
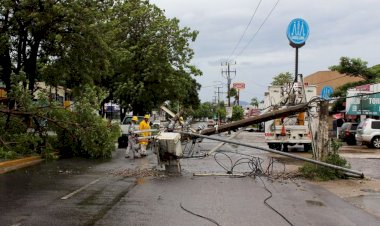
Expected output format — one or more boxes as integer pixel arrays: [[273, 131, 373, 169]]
[[156, 132, 182, 157]]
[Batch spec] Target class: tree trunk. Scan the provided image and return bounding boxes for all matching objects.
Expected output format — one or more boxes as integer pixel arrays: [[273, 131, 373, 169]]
[[316, 101, 330, 161]]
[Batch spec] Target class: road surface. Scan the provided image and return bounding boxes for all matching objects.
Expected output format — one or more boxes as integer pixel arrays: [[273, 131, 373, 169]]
[[1, 131, 379, 226]]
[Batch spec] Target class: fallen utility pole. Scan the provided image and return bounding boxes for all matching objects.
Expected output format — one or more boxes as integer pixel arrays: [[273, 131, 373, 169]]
[[207, 129, 245, 156], [181, 132, 364, 178], [201, 103, 309, 135]]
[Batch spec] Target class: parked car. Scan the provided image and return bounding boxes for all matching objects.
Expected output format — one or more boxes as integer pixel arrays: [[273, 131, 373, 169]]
[[339, 122, 358, 145], [356, 118, 380, 148], [207, 120, 215, 128]]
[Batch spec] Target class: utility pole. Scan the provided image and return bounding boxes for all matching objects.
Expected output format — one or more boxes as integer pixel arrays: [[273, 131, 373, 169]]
[[215, 86, 223, 104], [221, 62, 236, 107]]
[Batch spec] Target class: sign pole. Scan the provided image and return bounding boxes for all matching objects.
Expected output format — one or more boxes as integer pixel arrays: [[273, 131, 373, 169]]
[[295, 47, 299, 80], [287, 18, 309, 79]]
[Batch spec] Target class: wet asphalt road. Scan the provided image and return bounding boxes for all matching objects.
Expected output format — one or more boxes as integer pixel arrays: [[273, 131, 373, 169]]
[[1, 131, 380, 225]]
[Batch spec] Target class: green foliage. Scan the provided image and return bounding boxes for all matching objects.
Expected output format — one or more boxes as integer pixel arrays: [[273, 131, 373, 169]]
[[299, 139, 350, 181], [0, 84, 120, 159], [53, 86, 120, 159], [0, 0, 200, 159], [110, 0, 201, 114], [232, 105, 244, 121], [193, 102, 214, 119], [329, 57, 380, 111], [0, 0, 112, 92], [229, 88, 237, 98], [271, 72, 294, 86], [299, 154, 350, 181], [217, 106, 227, 121], [329, 57, 376, 80], [250, 97, 259, 107]]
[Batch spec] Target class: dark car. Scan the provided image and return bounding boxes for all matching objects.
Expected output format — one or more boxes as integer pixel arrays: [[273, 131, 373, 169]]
[[339, 122, 358, 145]]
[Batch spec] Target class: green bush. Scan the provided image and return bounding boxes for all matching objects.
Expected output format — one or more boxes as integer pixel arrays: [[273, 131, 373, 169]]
[[299, 153, 350, 181], [299, 139, 350, 180]]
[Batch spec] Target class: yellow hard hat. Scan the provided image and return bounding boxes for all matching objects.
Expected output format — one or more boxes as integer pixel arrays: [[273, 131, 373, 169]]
[[179, 117, 184, 121], [144, 114, 150, 119], [132, 116, 138, 121]]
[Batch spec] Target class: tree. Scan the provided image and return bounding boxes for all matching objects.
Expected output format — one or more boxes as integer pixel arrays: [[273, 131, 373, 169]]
[[0, 83, 120, 159], [109, 0, 201, 115], [329, 57, 377, 81], [271, 72, 294, 86], [231, 105, 244, 121], [193, 102, 214, 119], [250, 97, 259, 107], [229, 87, 238, 105], [329, 57, 380, 111], [0, 0, 112, 95]]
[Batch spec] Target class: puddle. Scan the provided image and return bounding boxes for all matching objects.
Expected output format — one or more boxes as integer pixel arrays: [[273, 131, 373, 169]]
[[360, 188, 380, 193]]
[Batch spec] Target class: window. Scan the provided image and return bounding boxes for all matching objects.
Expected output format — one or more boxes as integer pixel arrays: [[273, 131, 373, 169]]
[[371, 121, 380, 129], [351, 124, 358, 130]]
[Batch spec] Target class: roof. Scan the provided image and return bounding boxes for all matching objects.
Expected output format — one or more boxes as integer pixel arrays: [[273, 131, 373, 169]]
[[303, 71, 363, 95]]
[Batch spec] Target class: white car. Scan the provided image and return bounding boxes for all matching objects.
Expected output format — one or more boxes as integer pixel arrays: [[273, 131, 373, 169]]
[[355, 118, 380, 148]]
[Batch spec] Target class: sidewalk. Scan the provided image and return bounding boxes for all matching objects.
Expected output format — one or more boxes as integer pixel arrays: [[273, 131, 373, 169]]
[[0, 156, 43, 174]]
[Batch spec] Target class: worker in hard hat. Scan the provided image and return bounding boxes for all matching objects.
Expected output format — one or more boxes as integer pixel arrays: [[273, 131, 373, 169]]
[[139, 114, 151, 156], [126, 116, 139, 158], [179, 116, 185, 129]]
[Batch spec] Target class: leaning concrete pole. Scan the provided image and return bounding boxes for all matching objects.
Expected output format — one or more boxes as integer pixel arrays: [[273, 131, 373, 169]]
[[201, 103, 309, 135], [316, 101, 330, 161]]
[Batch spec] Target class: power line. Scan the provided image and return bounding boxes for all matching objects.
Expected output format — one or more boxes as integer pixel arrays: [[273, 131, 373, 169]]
[[312, 75, 348, 85], [227, 0, 263, 62], [235, 0, 281, 59]]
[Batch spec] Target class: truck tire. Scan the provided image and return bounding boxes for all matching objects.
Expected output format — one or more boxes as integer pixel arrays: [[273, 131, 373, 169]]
[[268, 143, 282, 151]]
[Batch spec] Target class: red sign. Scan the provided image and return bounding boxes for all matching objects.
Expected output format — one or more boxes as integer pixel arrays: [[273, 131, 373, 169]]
[[356, 84, 370, 91], [233, 83, 245, 90]]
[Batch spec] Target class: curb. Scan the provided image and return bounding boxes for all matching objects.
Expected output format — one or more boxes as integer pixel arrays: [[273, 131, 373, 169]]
[[0, 156, 43, 174]]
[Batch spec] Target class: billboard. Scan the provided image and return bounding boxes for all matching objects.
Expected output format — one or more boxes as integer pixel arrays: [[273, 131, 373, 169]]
[[346, 90, 380, 116], [233, 83, 245, 90]]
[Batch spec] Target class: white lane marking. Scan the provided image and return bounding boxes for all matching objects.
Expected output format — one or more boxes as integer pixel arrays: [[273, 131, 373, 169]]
[[61, 178, 101, 200], [11, 223, 22, 226]]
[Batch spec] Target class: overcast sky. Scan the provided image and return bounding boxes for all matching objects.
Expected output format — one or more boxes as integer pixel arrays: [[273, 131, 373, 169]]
[[149, 0, 380, 103]]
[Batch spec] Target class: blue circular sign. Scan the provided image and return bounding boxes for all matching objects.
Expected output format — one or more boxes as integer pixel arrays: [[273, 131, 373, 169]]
[[321, 86, 333, 100], [287, 18, 310, 46]]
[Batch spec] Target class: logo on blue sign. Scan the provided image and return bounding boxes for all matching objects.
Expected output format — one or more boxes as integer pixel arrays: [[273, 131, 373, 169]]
[[287, 18, 309, 46], [321, 86, 333, 100]]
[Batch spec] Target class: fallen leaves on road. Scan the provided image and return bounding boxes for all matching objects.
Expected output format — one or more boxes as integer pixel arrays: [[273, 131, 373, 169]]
[[109, 168, 166, 178]]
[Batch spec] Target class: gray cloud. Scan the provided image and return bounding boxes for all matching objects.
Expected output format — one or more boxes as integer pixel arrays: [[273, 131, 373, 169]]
[[150, 0, 380, 102]]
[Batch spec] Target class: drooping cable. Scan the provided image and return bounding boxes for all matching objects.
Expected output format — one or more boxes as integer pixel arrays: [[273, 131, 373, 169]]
[[257, 176, 294, 226], [227, 0, 263, 61], [235, 0, 281, 58], [180, 203, 221, 226]]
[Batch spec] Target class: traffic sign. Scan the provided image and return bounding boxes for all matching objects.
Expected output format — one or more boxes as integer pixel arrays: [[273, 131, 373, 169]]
[[287, 18, 310, 47], [321, 86, 333, 99]]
